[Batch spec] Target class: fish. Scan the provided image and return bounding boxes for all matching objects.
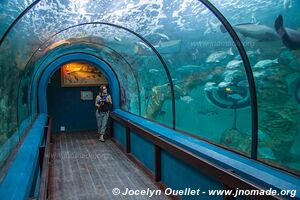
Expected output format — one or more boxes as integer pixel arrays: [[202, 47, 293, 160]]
[[224, 70, 243, 82], [180, 96, 193, 104], [275, 14, 300, 50], [220, 23, 279, 41], [237, 80, 249, 87], [247, 49, 261, 56], [155, 32, 170, 41], [226, 60, 243, 69], [149, 69, 160, 73], [197, 109, 218, 116], [225, 87, 233, 93], [114, 36, 122, 42], [135, 41, 151, 51], [283, 0, 292, 10], [158, 110, 166, 116], [204, 82, 217, 91], [218, 81, 231, 88], [206, 48, 234, 63], [253, 59, 278, 69], [234, 49, 261, 60], [228, 93, 243, 100], [178, 65, 204, 71], [253, 71, 265, 78]]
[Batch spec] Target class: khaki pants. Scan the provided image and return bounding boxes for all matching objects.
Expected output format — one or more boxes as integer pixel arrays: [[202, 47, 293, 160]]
[[96, 110, 109, 135]]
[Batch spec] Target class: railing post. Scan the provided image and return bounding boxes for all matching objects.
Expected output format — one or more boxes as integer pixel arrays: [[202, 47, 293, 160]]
[[39, 146, 45, 173], [155, 145, 161, 182], [126, 128, 131, 153]]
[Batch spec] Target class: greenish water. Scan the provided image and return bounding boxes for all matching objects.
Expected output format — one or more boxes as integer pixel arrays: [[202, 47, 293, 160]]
[[0, 0, 300, 175]]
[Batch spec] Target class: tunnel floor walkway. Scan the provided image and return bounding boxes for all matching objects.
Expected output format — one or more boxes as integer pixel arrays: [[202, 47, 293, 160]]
[[48, 132, 170, 200]]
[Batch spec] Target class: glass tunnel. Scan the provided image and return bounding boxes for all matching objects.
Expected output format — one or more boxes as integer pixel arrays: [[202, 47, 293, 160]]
[[0, 0, 300, 199]]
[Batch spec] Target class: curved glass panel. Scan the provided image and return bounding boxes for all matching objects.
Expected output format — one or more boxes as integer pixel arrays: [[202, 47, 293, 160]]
[[1, 0, 251, 166], [209, 0, 300, 174], [152, 3, 252, 155], [0, 0, 36, 39], [29, 37, 139, 115], [20, 23, 171, 125], [0, 38, 20, 166]]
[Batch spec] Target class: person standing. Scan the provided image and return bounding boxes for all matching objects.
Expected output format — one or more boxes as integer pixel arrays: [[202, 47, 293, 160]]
[[95, 85, 112, 142]]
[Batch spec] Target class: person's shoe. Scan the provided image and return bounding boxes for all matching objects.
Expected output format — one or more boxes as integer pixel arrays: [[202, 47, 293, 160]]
[[99, 134, 105, 142]]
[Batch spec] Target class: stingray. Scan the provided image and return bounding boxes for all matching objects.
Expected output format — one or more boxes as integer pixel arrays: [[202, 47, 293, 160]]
[[275, 14, 300, 50]]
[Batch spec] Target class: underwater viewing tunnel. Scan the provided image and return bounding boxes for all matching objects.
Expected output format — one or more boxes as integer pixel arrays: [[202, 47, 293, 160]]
[[0, 0, 300, 199]]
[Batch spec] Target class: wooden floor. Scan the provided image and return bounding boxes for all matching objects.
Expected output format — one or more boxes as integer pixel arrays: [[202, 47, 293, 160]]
[[48, 132, 171, 200]]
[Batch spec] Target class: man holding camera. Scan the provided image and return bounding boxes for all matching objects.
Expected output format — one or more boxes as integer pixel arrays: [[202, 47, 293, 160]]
[[95, 85, 112, 142]]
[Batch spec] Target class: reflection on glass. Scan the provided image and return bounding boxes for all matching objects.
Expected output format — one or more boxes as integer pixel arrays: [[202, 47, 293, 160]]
[[0, 39, 20, 167]]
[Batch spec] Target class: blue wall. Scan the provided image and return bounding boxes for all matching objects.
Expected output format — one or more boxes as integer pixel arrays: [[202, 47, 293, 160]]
[[113, 121, 126, 146], [131, 130, 155, 172], [47, 69, 106, 133]]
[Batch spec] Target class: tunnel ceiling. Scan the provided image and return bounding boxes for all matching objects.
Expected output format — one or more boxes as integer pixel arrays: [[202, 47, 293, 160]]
[[0, 0, 288, 71]]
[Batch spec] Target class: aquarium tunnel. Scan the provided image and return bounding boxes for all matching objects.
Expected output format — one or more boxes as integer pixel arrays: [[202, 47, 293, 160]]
[[0, 0, 300, 199]]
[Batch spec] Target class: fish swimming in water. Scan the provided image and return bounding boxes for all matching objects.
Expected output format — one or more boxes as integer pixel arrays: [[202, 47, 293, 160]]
[[237, 80, 249, 87], [154, 32, 170, 41], [235, 49, 261, 60], [220, 23, 279, 41], [253, 59, 278, 69], [225, 87, 233, 93], [228, 93, 243, 100], [114, 36, 122, 42], [206, 48, 234, 63], [178, 65, 204, 71], [135, 41, 151, 51], [218, 81, 231, 88], [247, 49, 261, 56], [223, 70, 243, 82], [226, 60, 243, 69], [149, 69, 160, 73], [197, 109, 218, 116], [204, 82, 217, 91], [158, 110, 166, 116], [253, 71, 265, 79], [275, 14, 300, 50], [180, 96, 194, 104]]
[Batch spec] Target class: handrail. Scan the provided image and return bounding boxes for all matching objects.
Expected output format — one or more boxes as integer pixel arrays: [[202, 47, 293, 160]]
[[38, 117, 52, 200], [110, 112, 284, 200]]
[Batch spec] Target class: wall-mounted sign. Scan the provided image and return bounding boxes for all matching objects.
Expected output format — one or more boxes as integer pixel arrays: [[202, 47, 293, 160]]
[[61, 62, 107, 87], [80, 91, 94, 100]]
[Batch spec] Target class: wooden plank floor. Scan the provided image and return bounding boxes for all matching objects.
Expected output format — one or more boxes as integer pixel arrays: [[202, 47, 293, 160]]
[[48, 132, 171, 200]]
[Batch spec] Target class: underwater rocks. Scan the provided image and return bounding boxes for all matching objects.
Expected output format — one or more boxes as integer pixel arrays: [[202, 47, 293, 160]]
[[145, 66, 225, 119], [220, 128, 251, 155], [258, 99, 298, 161], [145, 83, 184, 119]]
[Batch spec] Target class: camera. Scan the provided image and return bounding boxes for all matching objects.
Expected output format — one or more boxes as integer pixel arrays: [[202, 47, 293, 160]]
[[98, 95, 107, 105]]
